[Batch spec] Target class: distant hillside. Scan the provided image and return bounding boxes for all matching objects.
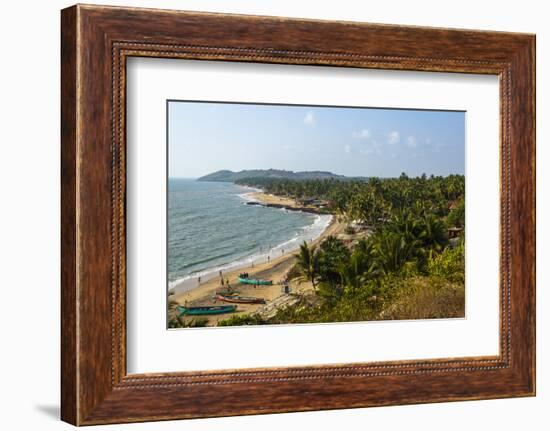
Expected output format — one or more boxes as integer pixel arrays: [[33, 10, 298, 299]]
[[197, 169, 346, 182]]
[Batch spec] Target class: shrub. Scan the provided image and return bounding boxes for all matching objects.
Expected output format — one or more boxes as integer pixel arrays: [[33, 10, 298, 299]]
[[428, 242, 465, 283], [344, 225, 356, 235], [382, 276, 465, 320], [217, 314, 265, 326], [286, 263, 303, 281], [168, 317, 209, 328], [447, 197, 465, 228]]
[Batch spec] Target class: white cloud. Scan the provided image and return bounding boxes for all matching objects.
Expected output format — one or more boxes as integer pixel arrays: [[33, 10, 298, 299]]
[[406, 136, 418, 148], [359, 140, 382, 156], [352, 129, 371, 139], [344, 144, 351, 154], [388, 131, 400, 145], [303, 111, 316, 125]]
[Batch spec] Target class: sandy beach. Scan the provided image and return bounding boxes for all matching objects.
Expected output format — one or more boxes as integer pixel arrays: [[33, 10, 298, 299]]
[[248, 191, 297, 207], [170, 192, 345, 326], [247, 191, 327, 214]]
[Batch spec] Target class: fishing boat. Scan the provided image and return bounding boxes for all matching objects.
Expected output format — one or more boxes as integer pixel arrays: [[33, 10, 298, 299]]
[[216, 293, 266, 304], [211, 291, 238, 301], [177, 305, 236, 316], [238, 275, 273, 286]]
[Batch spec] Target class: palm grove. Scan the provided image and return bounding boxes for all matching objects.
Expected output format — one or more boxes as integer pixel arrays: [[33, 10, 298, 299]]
[[220, 173, 465, 325]]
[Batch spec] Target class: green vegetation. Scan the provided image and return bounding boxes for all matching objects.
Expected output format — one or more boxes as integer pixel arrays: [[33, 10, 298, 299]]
[[237, 173, 463, 218], [227, 174, 465, 325], [198, 169, 345, 182], [428, 241, 465, 284], [168, 317, 209, 329], [380, 276, 465, 320], [295, 241, 320, 292], [217, 314, 265, 326], [447, 196, 465, 228]]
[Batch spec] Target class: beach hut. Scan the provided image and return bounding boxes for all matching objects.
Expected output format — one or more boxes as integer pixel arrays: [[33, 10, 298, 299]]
[[447, 227, 464, 239]]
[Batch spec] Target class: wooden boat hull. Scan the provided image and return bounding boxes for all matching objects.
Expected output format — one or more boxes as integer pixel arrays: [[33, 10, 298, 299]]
[[216, 294, 266, 304], [238, 277, 273, 286], [177, 305, 237, 316]]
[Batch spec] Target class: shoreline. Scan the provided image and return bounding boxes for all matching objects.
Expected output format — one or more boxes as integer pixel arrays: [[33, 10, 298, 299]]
[[168, 190, 332, 296], [170, 202, 345, 326]]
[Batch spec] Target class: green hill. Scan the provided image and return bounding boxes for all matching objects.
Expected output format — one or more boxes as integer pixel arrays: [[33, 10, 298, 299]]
[[197, 169, 345, 182]]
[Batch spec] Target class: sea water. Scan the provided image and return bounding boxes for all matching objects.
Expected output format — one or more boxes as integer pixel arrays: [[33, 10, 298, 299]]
[[168, 178, 331, 293]]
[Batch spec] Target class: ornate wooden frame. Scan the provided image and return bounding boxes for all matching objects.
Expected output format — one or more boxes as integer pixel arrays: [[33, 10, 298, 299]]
[[61, 4, 535, 425]]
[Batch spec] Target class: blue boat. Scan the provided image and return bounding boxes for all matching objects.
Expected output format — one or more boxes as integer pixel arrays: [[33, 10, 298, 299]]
[[177, 305, 237, 316]]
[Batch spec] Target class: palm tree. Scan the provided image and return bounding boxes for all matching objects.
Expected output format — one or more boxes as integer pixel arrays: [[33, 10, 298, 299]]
[[387, 209, 423, 243], [317, 236, 350, 287], [447, 197, 465, 228], [354, 237, 372, 256], [418, 213, 448, 254], [338, 246, 379, 291], [295, 241, 319, 292], [373, 231, 419, 275]]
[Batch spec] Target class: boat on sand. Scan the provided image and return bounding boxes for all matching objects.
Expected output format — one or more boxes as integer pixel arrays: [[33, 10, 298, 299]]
[[216, 293, 266, 304], [177, 305, 237, 316], [238, 274, 273, 286]]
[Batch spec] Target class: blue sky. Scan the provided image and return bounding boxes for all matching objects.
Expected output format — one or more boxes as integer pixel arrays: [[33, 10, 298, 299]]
[[168, 101, 465, 178]]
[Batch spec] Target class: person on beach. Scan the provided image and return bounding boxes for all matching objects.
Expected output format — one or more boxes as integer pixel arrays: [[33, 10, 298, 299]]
[[198, 276, 201, 285]]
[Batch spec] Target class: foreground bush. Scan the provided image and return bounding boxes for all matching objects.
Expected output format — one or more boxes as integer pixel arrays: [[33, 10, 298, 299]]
[[381, 276, 465, 320], [428, 241, 465, 283], [168, 317, 209, 328], [264, 275, 464, 325], [217, 314, 265, 326]]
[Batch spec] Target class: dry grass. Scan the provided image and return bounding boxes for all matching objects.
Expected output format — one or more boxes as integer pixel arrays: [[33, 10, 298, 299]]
[[382, 276, 465, 320]]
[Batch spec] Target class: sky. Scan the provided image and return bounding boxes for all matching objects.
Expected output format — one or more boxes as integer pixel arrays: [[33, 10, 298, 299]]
[[168, 101, 465, 178]]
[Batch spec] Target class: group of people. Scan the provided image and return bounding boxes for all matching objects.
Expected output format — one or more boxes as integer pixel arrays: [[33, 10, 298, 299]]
[[197, 269, 229, 288]]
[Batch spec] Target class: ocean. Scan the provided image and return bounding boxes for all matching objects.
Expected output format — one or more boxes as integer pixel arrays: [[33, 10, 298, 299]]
[[168, 178, 332, 293]]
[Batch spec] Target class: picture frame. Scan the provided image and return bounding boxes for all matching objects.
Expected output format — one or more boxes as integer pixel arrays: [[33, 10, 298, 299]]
[[61, 4, 535, 425]]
